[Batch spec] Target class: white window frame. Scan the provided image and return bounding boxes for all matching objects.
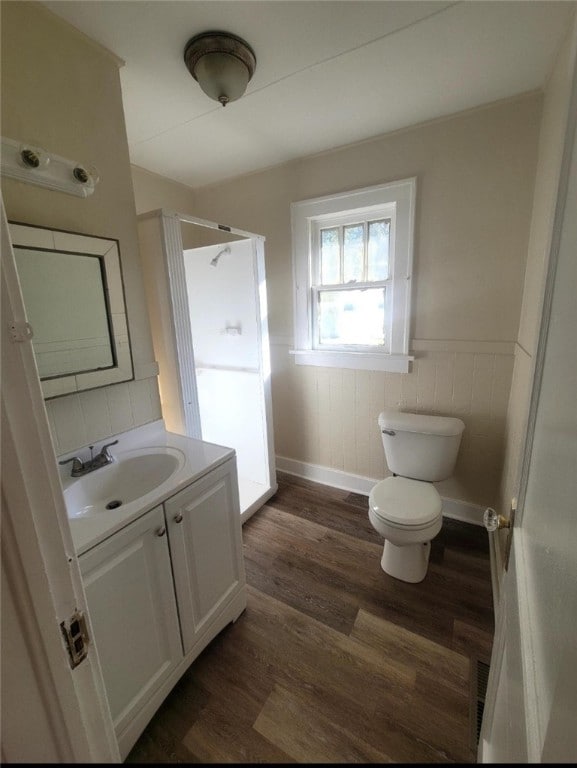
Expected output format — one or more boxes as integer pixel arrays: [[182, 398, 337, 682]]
[[291, 177, 416, 373]]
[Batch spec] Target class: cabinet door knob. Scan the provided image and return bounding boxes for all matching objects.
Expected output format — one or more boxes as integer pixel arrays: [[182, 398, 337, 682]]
[[174, 512, 183, 524], [156, 526, 166, 537]]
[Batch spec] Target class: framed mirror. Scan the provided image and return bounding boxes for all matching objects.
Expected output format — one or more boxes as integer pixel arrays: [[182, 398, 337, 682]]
[[9, 221, 133, 398]]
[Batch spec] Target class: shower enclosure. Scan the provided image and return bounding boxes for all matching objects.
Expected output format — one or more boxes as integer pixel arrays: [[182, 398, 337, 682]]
[[137, 210, 276, 520]]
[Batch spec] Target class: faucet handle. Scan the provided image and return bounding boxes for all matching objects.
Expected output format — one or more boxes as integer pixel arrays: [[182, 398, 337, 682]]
[[59, 455, 83, 466], [58, 456, 85, 476], [98, 439, 118, 459]]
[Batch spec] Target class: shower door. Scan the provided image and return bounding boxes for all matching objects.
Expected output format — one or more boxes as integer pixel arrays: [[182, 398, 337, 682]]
[[137, 209, 277, 521]]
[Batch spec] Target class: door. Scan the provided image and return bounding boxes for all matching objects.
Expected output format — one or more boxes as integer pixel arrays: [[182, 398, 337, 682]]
[[479, 61, 577, 762], [164, 458, 246, 655], [79, 506, 182, 740], [1, 199, 119, 762]]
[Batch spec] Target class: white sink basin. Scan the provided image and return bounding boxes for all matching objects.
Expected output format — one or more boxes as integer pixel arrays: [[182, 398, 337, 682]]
[[64, 446, 186, 518]]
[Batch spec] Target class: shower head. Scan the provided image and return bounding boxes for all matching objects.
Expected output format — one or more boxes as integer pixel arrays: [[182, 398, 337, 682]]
[[210, 246, 231, 267]]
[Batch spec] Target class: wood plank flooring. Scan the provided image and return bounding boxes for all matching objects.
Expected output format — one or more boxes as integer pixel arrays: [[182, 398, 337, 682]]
[[126, 472, 494, 764]]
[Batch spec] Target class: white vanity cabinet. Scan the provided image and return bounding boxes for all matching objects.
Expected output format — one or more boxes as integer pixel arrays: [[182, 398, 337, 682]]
[[79, 504, 182, 738], [78, 454, 247, 758]]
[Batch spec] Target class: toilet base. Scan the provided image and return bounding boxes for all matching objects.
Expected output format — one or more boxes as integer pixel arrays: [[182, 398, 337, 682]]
[[381, 539, 432, 583]]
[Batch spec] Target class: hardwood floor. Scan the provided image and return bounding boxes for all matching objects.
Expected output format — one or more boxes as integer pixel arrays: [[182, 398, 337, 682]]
[[126, 472, 494, 764]]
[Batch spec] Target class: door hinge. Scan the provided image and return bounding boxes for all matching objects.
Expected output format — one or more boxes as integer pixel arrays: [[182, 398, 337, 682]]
[[8, 320, 33, 343], [60, 610, 90, 668]]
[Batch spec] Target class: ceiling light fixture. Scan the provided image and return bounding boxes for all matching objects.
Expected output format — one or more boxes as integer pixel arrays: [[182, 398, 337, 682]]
[[183, 31, 256, 107]]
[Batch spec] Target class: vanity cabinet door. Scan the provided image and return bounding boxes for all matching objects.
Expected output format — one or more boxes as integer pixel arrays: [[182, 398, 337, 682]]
[[164, 458, 246, 655], [79, 505, 182, 738]]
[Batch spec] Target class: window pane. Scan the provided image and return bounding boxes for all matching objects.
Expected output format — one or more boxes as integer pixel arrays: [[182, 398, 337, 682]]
[[317, 288, 385, 347], [343, 224, 364, 283], [320, 228, 340, 284], [367, 219, 390, 281]]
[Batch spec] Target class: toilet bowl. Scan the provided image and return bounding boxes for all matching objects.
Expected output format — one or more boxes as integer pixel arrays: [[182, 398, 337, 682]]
[[368, 409, 465, 584], [369, 476, 442, 583]]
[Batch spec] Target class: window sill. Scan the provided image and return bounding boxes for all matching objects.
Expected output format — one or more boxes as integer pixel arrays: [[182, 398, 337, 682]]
[[289, 349, 413, 373]]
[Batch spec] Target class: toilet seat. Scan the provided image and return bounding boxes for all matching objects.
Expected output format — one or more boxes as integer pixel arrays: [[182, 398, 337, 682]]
[[369, 476, 442, 527]]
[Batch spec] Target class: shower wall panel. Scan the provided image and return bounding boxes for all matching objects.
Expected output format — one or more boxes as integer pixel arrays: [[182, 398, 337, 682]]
[[195, 367, 268, 487], [184, 241, 258, 370]]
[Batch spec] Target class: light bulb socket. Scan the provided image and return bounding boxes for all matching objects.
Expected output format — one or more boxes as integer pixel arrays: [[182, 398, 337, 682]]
[[73, 166, 89, 184], [72, 164, 100, 186], [18, 144, 50, 170]]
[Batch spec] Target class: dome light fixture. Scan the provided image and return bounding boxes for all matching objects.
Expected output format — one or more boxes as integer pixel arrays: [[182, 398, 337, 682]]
[[183, 30, 256, 107]]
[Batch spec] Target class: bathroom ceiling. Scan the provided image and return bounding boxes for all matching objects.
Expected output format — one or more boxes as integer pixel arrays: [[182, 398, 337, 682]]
[[43, 0, 574, 189]]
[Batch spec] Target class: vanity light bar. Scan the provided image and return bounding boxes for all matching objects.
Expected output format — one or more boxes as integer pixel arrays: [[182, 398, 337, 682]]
[[1, 136, 99, 198]]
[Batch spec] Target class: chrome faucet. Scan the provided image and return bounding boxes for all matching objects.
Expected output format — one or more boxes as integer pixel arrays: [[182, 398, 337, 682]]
[[59, 439, 118, 477]]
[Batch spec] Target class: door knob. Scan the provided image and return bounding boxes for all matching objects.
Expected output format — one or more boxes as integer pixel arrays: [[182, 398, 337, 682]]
[[156, 526, 166, 537], [174, 513, 183, 524], [483, 507, 511, 531]]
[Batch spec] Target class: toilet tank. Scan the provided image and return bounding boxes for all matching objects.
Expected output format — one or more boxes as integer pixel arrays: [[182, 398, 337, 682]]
[[378, 410, 465, 482]]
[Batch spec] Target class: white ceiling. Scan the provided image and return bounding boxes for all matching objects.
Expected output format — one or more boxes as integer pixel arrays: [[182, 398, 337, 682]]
[[43, 0, 574, 189]]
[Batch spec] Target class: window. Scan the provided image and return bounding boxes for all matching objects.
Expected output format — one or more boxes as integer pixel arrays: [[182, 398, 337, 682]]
[[291, 178, 416, 372]]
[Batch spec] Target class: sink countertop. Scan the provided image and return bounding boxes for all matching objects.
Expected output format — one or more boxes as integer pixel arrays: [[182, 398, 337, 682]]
[[62, 420, 235, 556]]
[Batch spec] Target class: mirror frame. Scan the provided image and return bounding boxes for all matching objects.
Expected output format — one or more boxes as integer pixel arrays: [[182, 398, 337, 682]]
[[9, 221, 134, 399]]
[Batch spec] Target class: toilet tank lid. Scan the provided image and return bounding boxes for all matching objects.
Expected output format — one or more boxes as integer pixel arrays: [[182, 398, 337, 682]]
[[378, 409, 465, 436]]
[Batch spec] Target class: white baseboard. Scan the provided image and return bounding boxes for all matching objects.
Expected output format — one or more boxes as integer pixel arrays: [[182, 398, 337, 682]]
[[276, 455, 376, 495], [275, 455, 485, 526], [440, 497, 485, 526]]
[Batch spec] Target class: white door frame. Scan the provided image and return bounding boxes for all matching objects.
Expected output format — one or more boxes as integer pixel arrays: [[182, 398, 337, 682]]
[[1, 199, 119, 762]]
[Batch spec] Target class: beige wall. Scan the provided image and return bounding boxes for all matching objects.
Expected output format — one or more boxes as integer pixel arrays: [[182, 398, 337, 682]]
[[1, 2, 161, 456], [131, 165, 197, 219], [499, 22, 577, 518], [133, 96, 542, 507], [133, 167, 245, 250], [185, 95, 540, 345]]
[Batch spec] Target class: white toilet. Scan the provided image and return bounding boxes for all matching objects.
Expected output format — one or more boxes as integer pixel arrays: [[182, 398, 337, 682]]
[[368, 409, 465, 583]]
